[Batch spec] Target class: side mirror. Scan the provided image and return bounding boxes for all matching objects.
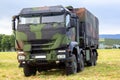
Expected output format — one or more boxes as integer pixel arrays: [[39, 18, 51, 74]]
[[66, 18, 75, 31], [12, 16, 16, 30], [12, 15, 19, 30], [66, 17, 76, 31]]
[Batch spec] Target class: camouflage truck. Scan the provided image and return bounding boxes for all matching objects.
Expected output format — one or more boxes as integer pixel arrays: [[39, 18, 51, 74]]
[[12, 5, 99, 76]]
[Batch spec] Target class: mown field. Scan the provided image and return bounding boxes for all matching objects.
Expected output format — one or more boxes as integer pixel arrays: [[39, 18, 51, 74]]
[[0, 49, 120, 80]]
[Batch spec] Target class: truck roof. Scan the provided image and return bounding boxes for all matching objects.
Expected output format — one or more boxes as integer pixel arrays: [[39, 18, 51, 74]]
[[19, 5, 66, 16]]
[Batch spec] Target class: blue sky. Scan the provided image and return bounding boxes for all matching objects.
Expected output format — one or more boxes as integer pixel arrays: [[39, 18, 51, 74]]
[[0, 0, 120, 35]]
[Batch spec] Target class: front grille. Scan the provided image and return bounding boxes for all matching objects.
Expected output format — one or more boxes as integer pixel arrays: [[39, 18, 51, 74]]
[[27, 39, 55, 54]]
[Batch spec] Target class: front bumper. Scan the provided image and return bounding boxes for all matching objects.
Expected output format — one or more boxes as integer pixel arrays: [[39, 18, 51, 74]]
[[19, 53, 68, 67], [19, 58, 67, 67], [19, 55, 74, 68]]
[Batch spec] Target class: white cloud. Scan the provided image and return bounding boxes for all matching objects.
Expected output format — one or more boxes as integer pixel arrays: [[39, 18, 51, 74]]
[[0, 0, 120, 35], [82, 0, 120, 6], [0, 18, 12, 35], [100, 24, 120, 34]]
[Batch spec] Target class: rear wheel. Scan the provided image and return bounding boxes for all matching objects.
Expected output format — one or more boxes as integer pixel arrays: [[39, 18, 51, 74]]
[[86, 51, 94, 66], [66, 54, 77, 75], [93, 51, 97, 66]]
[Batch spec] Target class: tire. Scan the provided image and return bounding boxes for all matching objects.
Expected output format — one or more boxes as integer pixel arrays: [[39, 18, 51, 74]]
[[37, 68, 43, 73], [31, 67, 37, 76], [66, 54, 77, 75], [86, 51, 94, 66], [77, 54, 84, 72], [93, 51, 97, 66], [23, 64, 36, 77]]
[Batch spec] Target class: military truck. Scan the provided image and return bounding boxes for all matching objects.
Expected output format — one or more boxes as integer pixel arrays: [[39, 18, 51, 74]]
[[12, 5, 99, 76]]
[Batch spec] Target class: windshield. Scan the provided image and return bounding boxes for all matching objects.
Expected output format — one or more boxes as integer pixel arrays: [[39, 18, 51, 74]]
[[20, 17, 40, 24], [19, 14, 64, 24], [42, 15, 64, 23]]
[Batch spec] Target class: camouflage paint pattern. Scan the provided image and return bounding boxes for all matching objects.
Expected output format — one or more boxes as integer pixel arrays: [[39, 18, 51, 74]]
[[16, 23, 69, 61], [30, 24, 45, 39]]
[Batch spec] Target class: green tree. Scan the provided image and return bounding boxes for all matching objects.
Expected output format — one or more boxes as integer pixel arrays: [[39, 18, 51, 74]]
[[0, 34, 15, 51], [9, 34, 15, 50], [0, 34, 4, 51], [1, 35, 11, 51]]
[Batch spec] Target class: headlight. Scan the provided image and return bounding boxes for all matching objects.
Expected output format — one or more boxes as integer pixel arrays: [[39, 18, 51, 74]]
[[18, 55, 25, 60], [58, 50, 66, 53], [17, 51, 25, 61]]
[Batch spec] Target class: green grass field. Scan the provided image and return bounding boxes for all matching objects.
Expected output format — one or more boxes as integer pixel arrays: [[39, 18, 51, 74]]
[[0, 49, 120, 80]]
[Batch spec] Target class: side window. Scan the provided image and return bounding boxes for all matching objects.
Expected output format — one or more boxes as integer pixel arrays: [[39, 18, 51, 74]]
[[66, 14, 70, 28], [67, 27, 75, 41]]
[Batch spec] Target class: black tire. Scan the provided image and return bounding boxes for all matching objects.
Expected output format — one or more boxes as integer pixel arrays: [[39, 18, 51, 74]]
[[86, 51, 94, 66], [37, 68, 43, 73], [23, 64, 36, 77], [93, 51, 97, 66], [66, 54, 77, 75], [77, 54, 84, 72], [31, 67, 37, 76]]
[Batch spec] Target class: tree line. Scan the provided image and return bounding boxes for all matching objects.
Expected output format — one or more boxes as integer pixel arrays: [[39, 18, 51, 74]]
[[0, 34, 15, 51]]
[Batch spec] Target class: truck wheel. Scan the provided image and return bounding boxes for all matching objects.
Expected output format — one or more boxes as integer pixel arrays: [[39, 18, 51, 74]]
[[31, 67, 37, 76], [86, 52, 94, 66], [93, 51, 97, 66], [38, 68, 43, 73], [66, 54, 77, 75], [77, 54, 84, 72], [23, 64, 36, 77]]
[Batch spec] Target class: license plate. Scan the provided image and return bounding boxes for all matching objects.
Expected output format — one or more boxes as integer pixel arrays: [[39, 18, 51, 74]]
[[35, 55, 46, 59], [57, 55, 66, 59]]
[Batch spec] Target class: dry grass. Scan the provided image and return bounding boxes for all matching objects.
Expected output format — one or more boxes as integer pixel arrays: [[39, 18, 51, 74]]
[[0, 49, 120, 80]]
